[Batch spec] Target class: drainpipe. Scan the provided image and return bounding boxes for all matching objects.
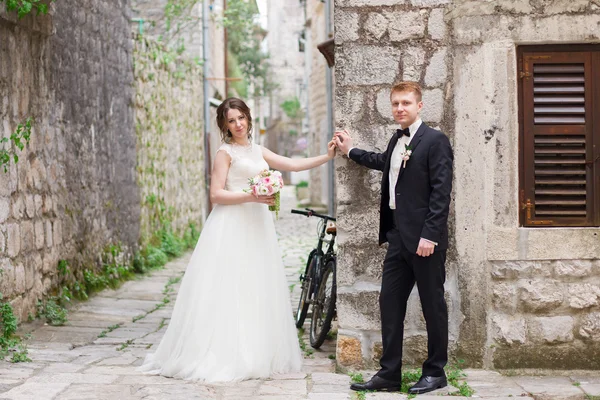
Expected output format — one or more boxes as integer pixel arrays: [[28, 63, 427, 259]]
[[202, 0, 212, 218], [324, 0, 335, 215]]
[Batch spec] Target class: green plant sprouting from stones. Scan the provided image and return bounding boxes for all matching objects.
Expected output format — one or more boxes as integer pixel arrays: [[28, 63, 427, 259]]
[[1, 117, 32, 173], [1, 0, 53, 18], [0, 293, 30, 363]]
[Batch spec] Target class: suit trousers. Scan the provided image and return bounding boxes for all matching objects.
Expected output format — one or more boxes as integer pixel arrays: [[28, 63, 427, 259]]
[[376, 227, 448, 381]]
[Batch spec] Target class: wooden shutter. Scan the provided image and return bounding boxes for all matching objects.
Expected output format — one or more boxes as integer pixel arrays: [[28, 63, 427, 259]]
[[519, 47, 600, 227]]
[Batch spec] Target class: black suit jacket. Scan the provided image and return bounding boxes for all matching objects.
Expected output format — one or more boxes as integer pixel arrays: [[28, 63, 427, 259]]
[[349, 123, 453, 253]]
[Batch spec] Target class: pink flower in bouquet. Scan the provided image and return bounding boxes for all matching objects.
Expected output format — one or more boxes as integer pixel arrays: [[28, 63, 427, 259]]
[[245, 169, 284, 218]]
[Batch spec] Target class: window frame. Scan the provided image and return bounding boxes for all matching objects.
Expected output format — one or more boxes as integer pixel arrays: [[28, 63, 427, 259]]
[[517, 44, 600, 227]]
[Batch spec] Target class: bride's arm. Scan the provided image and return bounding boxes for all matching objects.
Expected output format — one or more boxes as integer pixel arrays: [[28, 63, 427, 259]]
[[261, 140, 336, 172], [210, 150, 275, 206]]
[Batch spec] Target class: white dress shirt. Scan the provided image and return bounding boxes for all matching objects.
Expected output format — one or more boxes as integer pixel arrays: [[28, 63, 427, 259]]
[[348, 118, 437, 246], [388, 119, 421, 209]]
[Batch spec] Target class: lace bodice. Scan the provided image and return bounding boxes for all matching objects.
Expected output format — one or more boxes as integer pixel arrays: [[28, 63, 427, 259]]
[[217, 142, 269, 192]]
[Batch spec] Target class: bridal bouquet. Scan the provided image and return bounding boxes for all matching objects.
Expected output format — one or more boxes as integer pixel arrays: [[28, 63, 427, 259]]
[[246, 169, 284, 218]]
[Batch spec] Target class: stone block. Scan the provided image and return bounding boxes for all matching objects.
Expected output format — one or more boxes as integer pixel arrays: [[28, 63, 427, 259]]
[[7, 223, 20, 257], [491, 260, 552, 279], [29, 157, 46, 190], [42, 194, 52, 215], [492, 282, 516, 312], [25, 194, 35, 218], [529, 316, 574, 344], [25, 255, 36, 290], [568, 284, 600, 309], [336, 45, 402, 86], [336, 335, 363, 367], [372, 341, 383, 364], [491, 314, 526, 345], [14, 262, 25, 293], [554, 260, 593, 278], [12, 194, 23, 219], [410, 0, 450, 6], [402, 46, 426, 82], [337, 290, 381, 331], [335, 11, 360, 43], [365, 13, 388, 41], [519, 280, 564, 312], [43, 276, 52, 294], [579, 312, 600, 341], [34, 219, 45, 250], [0, 162, 16, 196], [336, 0, 402, 5], [424, 47, 447, 87], [386, 10, 426, 42], [21, 220, 35, 252], [0, 259, 14, 297], [334, 88, 365, 127], [42, 249, 58, 274], [45, 220, 53, 248], [376, 88, 393, 120], [420, 88, 444, 123], [0, 197, 9, 223], [0, 229, 4, 254], [428, 7, 447, 40], [544, 0, 590, 13], [34, 194, 42, 216], [53, 218, 63, 245]]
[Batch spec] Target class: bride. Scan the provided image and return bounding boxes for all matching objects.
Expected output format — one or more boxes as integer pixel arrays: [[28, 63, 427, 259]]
[[139, 97, 336, 382]]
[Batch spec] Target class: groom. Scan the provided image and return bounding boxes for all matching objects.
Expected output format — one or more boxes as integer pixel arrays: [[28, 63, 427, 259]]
[[334, 81, 453, 395]]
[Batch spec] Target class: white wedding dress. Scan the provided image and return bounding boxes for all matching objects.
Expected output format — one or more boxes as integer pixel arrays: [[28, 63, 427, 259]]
[[139, 142, 303, 382]]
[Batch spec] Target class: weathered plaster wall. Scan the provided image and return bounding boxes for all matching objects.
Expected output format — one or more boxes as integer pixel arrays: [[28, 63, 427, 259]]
[[452, 0, 600, 369]]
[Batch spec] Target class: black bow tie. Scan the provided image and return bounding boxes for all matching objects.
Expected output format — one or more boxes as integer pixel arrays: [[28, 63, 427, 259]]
[[397, 128, 410, 138]]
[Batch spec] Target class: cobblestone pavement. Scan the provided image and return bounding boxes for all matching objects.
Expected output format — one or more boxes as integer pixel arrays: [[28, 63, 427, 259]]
[[2, 187, 600, 399]]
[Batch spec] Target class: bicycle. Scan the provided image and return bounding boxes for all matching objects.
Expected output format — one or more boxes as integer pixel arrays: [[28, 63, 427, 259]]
[[291, 208, 337, 349]]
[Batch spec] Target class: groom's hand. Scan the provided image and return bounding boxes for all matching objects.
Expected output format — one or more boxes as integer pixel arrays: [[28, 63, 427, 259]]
[[334, 130, 353, 155], [416, 238, 435, 257]]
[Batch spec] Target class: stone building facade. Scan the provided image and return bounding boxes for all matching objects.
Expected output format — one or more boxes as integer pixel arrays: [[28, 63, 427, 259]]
[[306, 0, 333, 209], [0, 1, 207, 321], [265, 0, 306, 161], [334, 0, 600, 369]]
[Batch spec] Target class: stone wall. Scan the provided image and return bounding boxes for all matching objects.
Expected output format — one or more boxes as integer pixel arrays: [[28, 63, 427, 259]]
[[307, 0, 330, 208], [452, 0, 600, 369], [134, 37, 206, 241], [334, 0, 600, 370], [0, 0, 138, 321], [266, 0, 306, 160], [0, 1, 207, 323]]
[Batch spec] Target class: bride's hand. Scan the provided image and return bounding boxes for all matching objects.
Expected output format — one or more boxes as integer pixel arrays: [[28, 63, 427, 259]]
[[327, 139, 337, 159], [253, 194, 276, 206]]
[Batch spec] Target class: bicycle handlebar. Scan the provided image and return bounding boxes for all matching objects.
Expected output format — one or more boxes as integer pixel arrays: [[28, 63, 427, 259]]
[[291, 208, 336, 222]]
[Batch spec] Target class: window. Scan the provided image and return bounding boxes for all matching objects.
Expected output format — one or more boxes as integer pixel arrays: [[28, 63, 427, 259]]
[[518, 45, 600, 227]]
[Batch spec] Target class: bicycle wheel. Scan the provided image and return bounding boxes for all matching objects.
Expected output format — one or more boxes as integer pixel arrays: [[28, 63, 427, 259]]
[[309, 258, 336, 348], [295, 249, 318, 328]]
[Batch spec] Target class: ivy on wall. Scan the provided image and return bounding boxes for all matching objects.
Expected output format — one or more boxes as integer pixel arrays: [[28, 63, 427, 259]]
[[1, 117, 32, 173], [1, 0, 54, 18]]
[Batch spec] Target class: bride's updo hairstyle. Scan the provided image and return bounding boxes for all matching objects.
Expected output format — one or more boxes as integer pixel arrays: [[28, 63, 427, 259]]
[[216, 97, 254, 144]]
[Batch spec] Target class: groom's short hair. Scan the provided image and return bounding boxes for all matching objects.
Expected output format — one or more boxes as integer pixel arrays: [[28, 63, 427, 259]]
[[390, 81, 422, 102]]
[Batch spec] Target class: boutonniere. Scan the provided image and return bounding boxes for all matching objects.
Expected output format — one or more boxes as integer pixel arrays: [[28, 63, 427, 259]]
[[399, 144, 412, 168]]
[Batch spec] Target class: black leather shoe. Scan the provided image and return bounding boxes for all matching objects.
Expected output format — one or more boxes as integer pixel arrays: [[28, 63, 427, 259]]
[[350, 375, 401, 392], [408, 375, 447, 394]]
